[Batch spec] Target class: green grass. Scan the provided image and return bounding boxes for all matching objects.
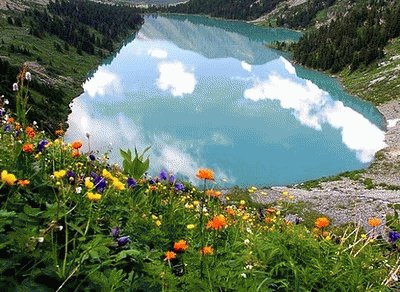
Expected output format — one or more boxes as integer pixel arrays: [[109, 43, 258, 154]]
[[339, 38, 400, 105]]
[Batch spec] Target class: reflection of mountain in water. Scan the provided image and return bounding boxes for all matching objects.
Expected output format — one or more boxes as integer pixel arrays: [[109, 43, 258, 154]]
[[140, 14, 301, 65]]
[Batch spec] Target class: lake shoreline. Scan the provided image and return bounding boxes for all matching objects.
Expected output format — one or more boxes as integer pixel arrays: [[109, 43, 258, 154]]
[[249, 99, 400, 226]]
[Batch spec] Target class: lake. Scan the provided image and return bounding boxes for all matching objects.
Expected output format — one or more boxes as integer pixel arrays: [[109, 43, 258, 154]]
[[66, 14, 386, 187]]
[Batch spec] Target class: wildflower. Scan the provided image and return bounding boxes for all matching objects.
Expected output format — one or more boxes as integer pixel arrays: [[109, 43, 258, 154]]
[[89, 154, 96, 161], [159, 169, 168, 180], [37, 237, 44, 243], [206, 215, 227, 230], [169, 174, 175, 184], [226, 207, 235, 216], [18, 179, 30, 186], [93, 174, 107, 192], [240, 200, 246, 205], [196, 168, 214, 180], [87, 192, 102, 202], [66, 170, 75, 184], [22, 143, 34, 153], [112, 178, 125, 190], [25, 72, 32, 81], [12, 83, 18, 91], [71, 140, 83, 149], [102, 169, 113, 180], [37, 140, 49, 152], [75, 186, 82, 194], [368, 217, 382, 228], [72, 150, 80, 158], [25, 126, 35, 138], [117, 236, 130, 246], [244, 239, 250, 245], [155, 220, 162, 226], [174, 240, 189, 252], [85, 178, 94, 189], [186, 224, 195, 230], [111, 227, 120, 238], [241, 273, 247, 279], [127, 177, 136, 188], [164, 251, 177, 261], [55, 129, 64, 136], [389, 231, 400, 243], [315, 217, 330, 229], [53, 170, 66, 180], [174, 182, 185, 192], [207, 189, 221, 198], [200, 246, 214, 255]]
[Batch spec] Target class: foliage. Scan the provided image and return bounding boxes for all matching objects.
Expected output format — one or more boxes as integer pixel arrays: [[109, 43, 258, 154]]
[[120, 147, 151, 180], [293, 1, 400, 73], [0, 74, 399, 290]]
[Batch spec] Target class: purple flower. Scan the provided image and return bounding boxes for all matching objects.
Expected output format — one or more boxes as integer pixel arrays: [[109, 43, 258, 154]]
[[389, 231, 400, 243], [159, 169, 168, 180], [37, 140, 49, 152], [89, 154, 96, 161], [127, 177, 136, 188], [0, 108, 5, 116], [174, 182, 185, 192], [4, 125, 10, 132], [91, 172, 107, 193], [111, 227, 120, 238], [117, 236, 130, 246], [149, 178, 155, 185], [169, 175, 175, 184]]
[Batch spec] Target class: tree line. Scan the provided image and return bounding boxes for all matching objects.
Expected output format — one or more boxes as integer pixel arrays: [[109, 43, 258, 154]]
[[293, 1, 400, 72], [158, 0, 282, 20], [29, 0, 143, 55]]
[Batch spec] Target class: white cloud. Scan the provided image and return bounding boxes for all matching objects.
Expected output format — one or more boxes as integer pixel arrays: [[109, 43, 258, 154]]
[[156, 61, 197, 96], [148, 48, 168, 59], [83, 68, 122, 98], [241, 61, 252, 72], [243, 60, 386, 163]]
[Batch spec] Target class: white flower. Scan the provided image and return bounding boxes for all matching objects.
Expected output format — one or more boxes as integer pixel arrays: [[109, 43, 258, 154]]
[[33, 121, 37, 125], [244, 239, 250, 245], [75, 186, 82, 194], [246, 227, 253, 234], [25, 72, 32, 81], [37, 237, 44, 243], [4, 99, 9, 105], [12, 83, 18, 91], [245, 264, 253, 270], [241, 273, 247, 278], [56, 225, 63, 231]]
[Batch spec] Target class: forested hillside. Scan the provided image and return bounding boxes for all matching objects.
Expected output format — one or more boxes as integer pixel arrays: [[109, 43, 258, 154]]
[[0, 0, 143, 132], [293, 1, 400, 73]]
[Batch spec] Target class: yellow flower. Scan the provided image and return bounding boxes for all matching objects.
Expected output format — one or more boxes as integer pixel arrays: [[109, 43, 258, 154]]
[[87, 192, 102, 202], [1, 170, 17, 186], [193, 200, 199, 206], [155, 220, 162, 226], [102, 169, 114, 180], [53, 170, 66, 180], [186, 224, 195, 230], [282, 191, 289, 196], [151, 214, 158, 220], [240, 200, 246, 205], [112, 178, 125, 190], [85, 178, 94, 189]]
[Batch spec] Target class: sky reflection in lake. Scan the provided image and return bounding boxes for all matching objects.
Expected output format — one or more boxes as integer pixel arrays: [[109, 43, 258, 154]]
[[66, 15, 386, 186]]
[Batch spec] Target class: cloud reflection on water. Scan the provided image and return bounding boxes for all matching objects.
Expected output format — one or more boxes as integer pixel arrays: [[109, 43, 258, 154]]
[[83, 68, 122, 98], [244, 57, 386, 163]]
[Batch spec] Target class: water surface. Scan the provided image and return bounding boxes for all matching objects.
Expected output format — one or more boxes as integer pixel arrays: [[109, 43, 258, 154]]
[[66, 15, 386, 186]]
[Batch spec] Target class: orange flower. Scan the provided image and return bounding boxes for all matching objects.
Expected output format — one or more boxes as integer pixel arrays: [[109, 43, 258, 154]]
[[18, 179, 30, 186], [266, 208, 277, 214], [315, 217, 330, 229], [7, 117, 15, 124], [71, 140, 83, 149], [196, 169, 214, 180], [72, 150, 80, 158], [207, 189, 221, 198], [206, 215, 227, 230], [200, 246, 214, 255], [22, 143, 34, 153], [55, 129, 64, 136], [173, 240, 188, 252], [226, 207, 235, 216], [15, 123, 21, 131], [164, 251, 176, 261], [25, 127, 35, 138], [368, 217, 382, 228]]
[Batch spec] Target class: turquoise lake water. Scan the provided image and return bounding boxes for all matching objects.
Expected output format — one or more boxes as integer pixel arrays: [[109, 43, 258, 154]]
[[66, 14, 387, 187]]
